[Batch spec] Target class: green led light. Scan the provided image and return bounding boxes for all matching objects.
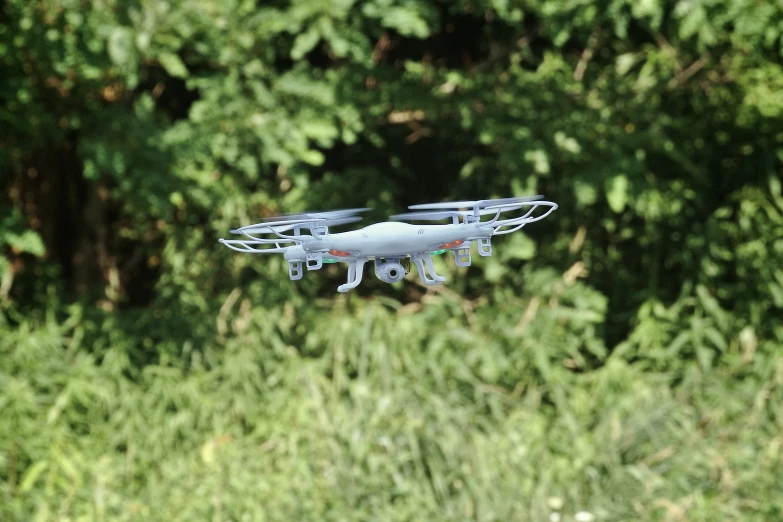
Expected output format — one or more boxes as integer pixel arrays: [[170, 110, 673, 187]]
[[431, 249, 448, 255]]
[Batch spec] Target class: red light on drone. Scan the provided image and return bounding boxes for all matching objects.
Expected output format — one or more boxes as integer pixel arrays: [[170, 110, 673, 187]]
[[438, 240, 464, 249], [328, 249, 352, 257]]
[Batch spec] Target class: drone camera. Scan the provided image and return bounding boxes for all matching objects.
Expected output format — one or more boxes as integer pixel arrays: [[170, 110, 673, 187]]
[[375, 258, 405, 283]]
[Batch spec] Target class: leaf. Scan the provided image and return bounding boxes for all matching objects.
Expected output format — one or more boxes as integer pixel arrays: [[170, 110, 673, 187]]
[[300, 119, 339, 144], [159, 52, 189, 78], [606, 175, 629, 213], [770, 174, 783, 199], [704, 327, 727, 352], [300, 149, 325, 166], [6, 230, 45, 256], [19, 461, 48, 493], [501, 233, 536, 261], [0, 256, 9, 277], [574, 181, 598, 206], [291, 27, 321, 60], [201, 439, 216, 467], [381, 8, 430, 38], [483, 259, 506, 283], [677, 4, 706, 41], [107, 27, 135, 68], [696, 344, 715, 370], [55, 450, 79, 480], [616, 53, 638, 76], [47, 392, 71, 424], [554, 131, 581, 154], [695, 285, 729, 329], [525, 150, 550, 174], [666, 331, 690, 356]]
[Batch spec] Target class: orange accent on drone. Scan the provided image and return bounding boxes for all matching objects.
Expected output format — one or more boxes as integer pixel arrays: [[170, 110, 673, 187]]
[[328, 249, 352, 257], [438, 240, 464, 249]]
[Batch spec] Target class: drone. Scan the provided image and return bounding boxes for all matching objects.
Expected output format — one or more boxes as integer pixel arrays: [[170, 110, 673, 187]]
[[219, 196, 557, 292]]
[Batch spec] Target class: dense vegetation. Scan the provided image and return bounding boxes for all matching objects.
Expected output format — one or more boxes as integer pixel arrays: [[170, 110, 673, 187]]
[[2, 0, 783, 520]]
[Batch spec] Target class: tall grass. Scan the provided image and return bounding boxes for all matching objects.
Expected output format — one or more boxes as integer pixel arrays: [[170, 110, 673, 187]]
[[2, 271, 781, 521]]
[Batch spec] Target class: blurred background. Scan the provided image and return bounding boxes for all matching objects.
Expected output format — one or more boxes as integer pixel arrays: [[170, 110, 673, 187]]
[[2, 0, 783, 520]]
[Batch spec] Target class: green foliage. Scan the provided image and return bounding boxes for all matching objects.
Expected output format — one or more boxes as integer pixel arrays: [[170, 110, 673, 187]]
[[0, 209, 45, 303], [3, 297, 782, 521], [2, 0, 783, 519]]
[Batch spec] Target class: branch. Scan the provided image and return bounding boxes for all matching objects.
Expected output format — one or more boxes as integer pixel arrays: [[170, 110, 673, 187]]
[[668, 55, 710, 90], [574, 29, 600, 82]]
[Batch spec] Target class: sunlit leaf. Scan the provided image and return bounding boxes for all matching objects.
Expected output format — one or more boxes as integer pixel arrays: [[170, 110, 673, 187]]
[[158, 52, 189, 78]]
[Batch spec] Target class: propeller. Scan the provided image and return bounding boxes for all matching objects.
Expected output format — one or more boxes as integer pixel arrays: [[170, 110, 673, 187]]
[[229, 208, 371, 241], [233, 215, 363, 236], [257, 208, 371, 222], [407, 196, 543, 211], [393, 197, 542, 223], [389, 204, 525, 223]]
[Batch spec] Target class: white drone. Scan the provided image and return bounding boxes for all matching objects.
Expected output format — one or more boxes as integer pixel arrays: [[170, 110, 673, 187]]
[[220, 196, 557, 292]]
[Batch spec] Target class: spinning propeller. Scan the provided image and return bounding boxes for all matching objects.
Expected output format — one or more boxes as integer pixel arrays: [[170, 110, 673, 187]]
[[390, 196, 543, 223], [219, 208, 370, 252], [256, 208, 372, 221], [233, 215, 365, 237], [390, 195, 556, 255], [407, 195, 544, 210]]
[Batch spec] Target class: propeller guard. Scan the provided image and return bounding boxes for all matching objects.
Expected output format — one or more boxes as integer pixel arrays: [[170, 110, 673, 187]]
[[393, 197, 557, 233]]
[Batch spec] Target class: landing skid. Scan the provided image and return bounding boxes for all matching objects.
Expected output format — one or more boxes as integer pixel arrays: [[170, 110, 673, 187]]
[[337, 258, 368, 292], [412, 253, 446, 286], [336, 253, 446, 292]]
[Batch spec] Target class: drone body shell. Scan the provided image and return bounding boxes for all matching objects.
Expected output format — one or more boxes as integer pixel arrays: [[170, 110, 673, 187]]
[[305, 221, 492, 259]]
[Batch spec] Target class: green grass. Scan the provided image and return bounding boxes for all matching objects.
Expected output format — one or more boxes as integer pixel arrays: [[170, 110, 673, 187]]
[[2, 289, 782, 522]]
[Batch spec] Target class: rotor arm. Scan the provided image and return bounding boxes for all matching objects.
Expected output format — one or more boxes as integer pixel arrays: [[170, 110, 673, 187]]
[[337, 258, 368, 292]]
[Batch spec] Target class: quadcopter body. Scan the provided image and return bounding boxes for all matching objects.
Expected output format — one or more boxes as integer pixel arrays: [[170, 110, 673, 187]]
[[304, 221, 492, 258], [220, 196, 557, 292]]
